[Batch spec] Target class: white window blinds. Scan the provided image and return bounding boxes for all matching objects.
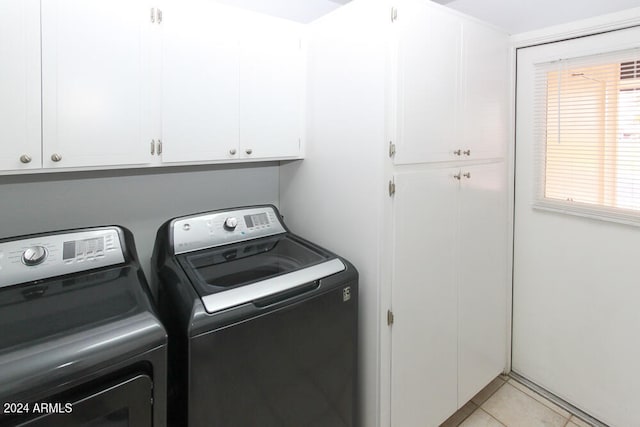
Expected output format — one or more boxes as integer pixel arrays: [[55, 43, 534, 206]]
[[534, 48, 640, 225]]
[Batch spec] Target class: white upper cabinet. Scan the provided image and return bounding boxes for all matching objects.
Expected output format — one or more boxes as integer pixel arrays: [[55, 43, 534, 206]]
[[394, 0, 508, 164], [160, 0, 241, 163], [160, 2, 303, 163], [0, 0, 41, 171], [395, 0, 462, 164], [239, 15, 303, 160], [41, 0, 152, 169], [461, 21, 509, 160]]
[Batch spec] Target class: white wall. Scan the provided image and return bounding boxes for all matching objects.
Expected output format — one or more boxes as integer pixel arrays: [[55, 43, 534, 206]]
[[280, 1, 388, 425], [0, 165, 280, 278]]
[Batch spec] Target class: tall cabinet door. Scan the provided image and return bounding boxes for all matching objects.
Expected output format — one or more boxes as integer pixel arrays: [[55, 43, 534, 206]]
[[160, 0, 240, 163], [239, 15, 303, 160], [41, 0, 152, 169], [0, 0, 41, 171], [458, 161, 507, 405], [460, 21, 509, 160], [395, 0, 462, 164], [391, 169, 459, 427]]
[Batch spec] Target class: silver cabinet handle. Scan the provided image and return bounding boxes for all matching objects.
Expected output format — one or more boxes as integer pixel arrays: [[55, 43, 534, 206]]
[[453, 149, 461, 156], [453, 172, 461, 180], [51, 153, 62, 162], [463, 149, 471, 156], [245, 148, 253, 155], [463, 172, 471, 179], [229, 148, 237, 155], [20, 154, 32, 164], [151, 140, 155, 155]]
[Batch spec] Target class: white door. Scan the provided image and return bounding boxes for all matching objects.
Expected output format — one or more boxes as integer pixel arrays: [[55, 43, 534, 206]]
[[41, 0, 152, 169], [460, 21, 508, 161], [395, 0, 462, 164], [391, 168, 458, 427], [239, 15, 303, 160], [0, 0, 41, 171], [514, 27, 640, 427], [458, 161, 507, 405], [161, 0, 240, 163]]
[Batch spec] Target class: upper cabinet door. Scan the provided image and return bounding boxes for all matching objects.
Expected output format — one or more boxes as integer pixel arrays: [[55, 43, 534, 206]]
[[0, 0, 41, 171], [161, 0, 240, 163], [239, 15, 303, 160], [41, 0, 152, 169], [461, 21, 509, 160], [395, 0, 462, 164]]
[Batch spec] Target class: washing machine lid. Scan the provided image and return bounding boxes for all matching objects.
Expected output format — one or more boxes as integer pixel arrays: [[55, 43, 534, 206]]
[[178, 234, 345, 314], [0, 265, 147, 353]]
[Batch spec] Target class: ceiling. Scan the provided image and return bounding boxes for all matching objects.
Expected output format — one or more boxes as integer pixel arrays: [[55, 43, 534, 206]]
[[439, 0, 640, 34], [217, 0, 639, 33], [213, 0, 345, 23]]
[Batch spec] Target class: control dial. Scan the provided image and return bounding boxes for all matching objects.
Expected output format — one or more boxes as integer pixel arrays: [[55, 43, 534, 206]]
[[223, 217, 238, 231], [22, 246, 48, 266]]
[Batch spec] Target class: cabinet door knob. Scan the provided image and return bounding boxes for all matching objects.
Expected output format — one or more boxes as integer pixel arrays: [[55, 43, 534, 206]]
[[245, 148, 253, 155], [463, 149, 471, 156], [453, 172, 461, 180], [51, 153, 62, 162], [463, 172, 471, 179], [229, 148, 237, 155], [20, 154, 32, 164], [453, 149, 461, 156]]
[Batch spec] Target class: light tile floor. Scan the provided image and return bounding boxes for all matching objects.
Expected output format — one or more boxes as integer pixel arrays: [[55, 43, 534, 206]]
[[441, 376, 594, 427]]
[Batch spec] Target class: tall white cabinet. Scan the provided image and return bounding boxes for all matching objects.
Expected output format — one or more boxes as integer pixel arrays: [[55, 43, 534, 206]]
[[279, 1, 509, 426]]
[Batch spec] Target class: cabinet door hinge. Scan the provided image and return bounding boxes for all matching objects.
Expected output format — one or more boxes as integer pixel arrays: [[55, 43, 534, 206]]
[[151, 8, 162, 24], [388, 141, 396, 158], [388, 179, 396, 197], [387, 310, 394, 326], [391, 7, 398, 23]]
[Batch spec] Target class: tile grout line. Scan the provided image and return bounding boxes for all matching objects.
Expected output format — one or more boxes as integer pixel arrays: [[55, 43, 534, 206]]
[[476, 377, 508, 407], [480, 408, 508, 427], [489, 382, 571, 426]]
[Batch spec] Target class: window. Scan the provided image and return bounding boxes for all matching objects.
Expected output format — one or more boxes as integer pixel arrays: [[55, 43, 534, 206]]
[[534, 49, 640, 224]]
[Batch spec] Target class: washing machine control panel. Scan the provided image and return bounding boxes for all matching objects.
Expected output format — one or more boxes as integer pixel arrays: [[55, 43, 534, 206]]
[[172, 206, 286, 254], [0, 228, 125, 289]]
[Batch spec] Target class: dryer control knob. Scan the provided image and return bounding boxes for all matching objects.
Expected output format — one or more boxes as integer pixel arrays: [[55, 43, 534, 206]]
[[224, 217, 238, 231], [22, 246, 48, 266]]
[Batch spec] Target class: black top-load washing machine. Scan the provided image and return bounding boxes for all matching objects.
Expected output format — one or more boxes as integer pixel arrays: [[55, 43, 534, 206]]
[[0, 226, 167, 427], [152, 205, 358, 427]]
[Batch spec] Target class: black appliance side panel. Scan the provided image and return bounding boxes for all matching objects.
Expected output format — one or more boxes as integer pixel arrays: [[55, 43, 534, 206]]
[[189, 279, 358, 427]]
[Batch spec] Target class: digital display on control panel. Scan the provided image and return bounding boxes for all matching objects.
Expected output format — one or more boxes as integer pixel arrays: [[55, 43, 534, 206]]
[[244, 213, 269, 228], [63, 237, 105, 260]]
